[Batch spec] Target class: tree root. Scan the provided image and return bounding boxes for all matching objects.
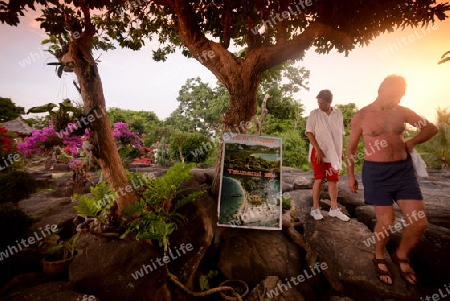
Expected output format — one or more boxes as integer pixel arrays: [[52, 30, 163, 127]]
[[283, 213, 344, 292], [283, 222, 317, 266], [167, 271, 243, 300], [321, 268, 344, 291], [74, 215, 120, 238]]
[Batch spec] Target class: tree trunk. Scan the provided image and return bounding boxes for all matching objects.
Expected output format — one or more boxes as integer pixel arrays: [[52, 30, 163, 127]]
[[63, 39, 137, 216], [212, 72, 261, 196], [166, 0, 353, 198]]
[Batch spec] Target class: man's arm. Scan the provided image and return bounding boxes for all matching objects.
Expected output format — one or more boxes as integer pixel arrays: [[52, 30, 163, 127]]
[[347, 113, 363, 193], [306, 132, 325, 163], [305, 111, 325, 163], [403, 107, 438, 153], [339, 109, 345, 159]]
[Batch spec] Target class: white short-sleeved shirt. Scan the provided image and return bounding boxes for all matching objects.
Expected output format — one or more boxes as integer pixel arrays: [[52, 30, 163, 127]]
[[305, 107, 344, 170]]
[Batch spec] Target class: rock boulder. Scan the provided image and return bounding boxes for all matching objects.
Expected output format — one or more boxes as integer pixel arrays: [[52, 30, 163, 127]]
[[69, 234, 169, 301], [217, 228, 302, 287]]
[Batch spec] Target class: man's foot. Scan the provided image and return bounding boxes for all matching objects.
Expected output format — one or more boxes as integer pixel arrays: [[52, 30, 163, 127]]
[[372, 256, 393, 285], [391, 250, 418, 285], [328, 208, 350, 221], [310, 208, 324, 220]]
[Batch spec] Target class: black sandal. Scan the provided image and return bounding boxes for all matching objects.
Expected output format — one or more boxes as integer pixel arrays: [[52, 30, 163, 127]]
[[372, 257, 394, 285], [391, 250, 418, 286]]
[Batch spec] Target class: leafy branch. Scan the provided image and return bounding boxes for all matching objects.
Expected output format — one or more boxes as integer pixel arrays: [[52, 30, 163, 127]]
[[26, 98, 83, 131]]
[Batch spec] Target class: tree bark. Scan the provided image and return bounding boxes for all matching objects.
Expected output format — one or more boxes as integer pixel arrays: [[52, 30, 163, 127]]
[[212, 70, 261, 196], [61, 6, 137, 215]]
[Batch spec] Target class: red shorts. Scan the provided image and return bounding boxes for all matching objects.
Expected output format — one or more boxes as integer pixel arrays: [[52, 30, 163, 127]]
[[310, 148, 340, 181]]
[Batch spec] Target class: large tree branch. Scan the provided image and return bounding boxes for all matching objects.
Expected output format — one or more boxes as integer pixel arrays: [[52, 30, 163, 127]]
[[167, 0, 242, 87], [245, 2, 262, 50], [250, 22, 351, 72], [80, 2, 95, 39], [276, 0, 288, 43], [221, 2, 231, 49], [63, 0, 95, 47]]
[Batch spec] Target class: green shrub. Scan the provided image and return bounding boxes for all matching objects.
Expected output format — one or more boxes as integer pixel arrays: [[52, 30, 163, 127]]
[[282, 194, 291, 210], [121, 163, 204, 251], [0, 203, 34, 250], [0, 171, 37, 203], [72, 181, 116, 221], [155, 137, 171, 167], [202, 139, 219, 168], [418, 152, 441, 170], [118, 145, 141, 166], [73, 164, 204, 251], [169, 131, 213, 164], [72, 172, 153, 221], [278, 130, 309, 170]]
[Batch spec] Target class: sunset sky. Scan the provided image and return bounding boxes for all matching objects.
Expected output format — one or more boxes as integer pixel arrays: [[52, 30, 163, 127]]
[[0, 10, 449, 124]]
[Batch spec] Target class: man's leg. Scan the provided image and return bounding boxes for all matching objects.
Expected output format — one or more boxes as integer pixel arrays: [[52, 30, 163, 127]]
[[328, 181, 338, 209], [327, 168, 349, 221], [374, 205, 395, 285], [394, 199, 428, 284], [310, 148, 325, 211], [312, 179, 323, 209]]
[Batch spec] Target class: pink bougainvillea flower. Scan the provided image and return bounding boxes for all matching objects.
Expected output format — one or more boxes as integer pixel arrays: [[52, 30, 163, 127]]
[[111, 122, 144, 148]]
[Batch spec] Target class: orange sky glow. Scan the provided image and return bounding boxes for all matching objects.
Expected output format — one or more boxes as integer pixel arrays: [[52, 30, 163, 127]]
[[298, 19, 450, 124]]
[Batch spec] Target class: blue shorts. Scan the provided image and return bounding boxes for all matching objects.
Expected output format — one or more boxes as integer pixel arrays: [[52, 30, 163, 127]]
[[362, 156, 423, 206]]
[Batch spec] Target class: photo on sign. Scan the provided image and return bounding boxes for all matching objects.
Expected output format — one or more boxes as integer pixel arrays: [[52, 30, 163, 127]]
[[218, 134, 282, 230]]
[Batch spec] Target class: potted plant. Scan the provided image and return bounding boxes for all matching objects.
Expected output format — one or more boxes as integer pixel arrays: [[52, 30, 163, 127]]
[[219, 279, 249, 301], [41, 234, 79, 276]]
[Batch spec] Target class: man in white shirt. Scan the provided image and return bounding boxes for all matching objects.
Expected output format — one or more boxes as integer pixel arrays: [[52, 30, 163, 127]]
[[305, 90, 349, 221]]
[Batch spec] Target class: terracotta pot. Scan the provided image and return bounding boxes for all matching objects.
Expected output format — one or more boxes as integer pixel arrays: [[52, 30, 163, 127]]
[[41, 256, 74, 276], [219, 279, 249, 301]]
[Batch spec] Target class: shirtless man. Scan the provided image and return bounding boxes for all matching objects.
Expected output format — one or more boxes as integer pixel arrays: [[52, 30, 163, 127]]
[[347, 75, 438, 285]]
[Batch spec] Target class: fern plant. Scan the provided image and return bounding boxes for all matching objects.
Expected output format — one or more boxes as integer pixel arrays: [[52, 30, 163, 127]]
[[141, 162, 202, 213], [72, 164, 204, 251], [120, 204, 178, 251], [72, 181, 115, 221], [44, 234, 80, 261], [121, 163, 204, 251]]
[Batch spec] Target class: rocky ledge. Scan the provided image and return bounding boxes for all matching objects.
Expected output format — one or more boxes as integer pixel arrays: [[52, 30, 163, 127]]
[[0, 167, 449, 301]]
